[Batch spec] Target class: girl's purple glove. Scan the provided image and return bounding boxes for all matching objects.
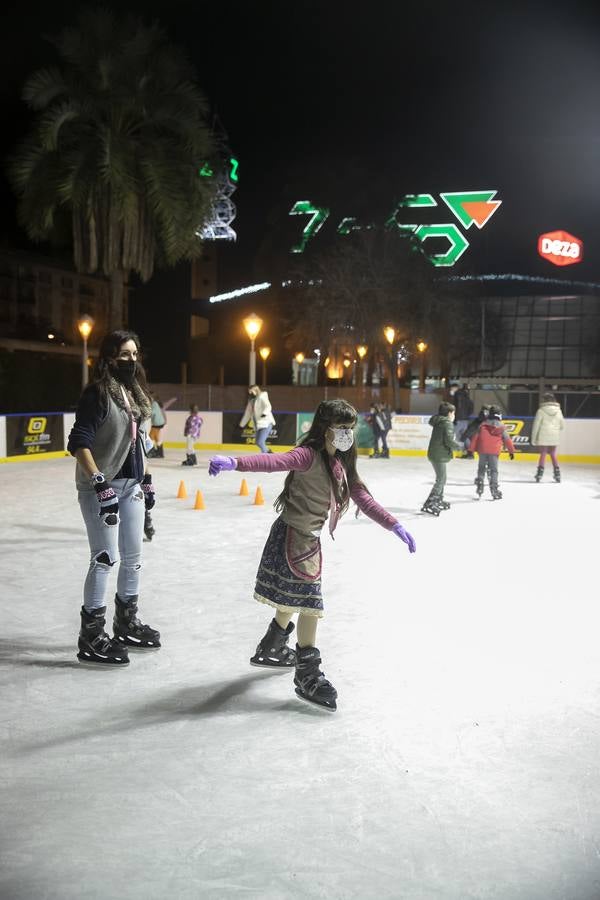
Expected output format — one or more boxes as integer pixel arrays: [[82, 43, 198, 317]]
[[208, 455, 237, 476], [392, 523, 416, 553]]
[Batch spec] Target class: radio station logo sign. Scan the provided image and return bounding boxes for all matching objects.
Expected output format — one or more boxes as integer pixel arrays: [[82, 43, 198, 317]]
[[538, 230, 583, 267], [6, 414, 63, 456]]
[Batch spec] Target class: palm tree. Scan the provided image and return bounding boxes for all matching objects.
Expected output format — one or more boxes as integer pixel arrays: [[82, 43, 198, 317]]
[[8, 8, 217, 329]]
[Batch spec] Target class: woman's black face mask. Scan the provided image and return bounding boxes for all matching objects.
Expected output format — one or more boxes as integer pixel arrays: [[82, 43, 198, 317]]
[[114, 358, 136, 387]]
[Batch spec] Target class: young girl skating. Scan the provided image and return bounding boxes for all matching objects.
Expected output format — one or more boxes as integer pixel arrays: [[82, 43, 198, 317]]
[[209, 399, 416, 712]]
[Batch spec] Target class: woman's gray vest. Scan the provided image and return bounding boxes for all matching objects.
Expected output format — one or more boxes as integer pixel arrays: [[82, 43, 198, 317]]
[[75, 395, 149, 491]]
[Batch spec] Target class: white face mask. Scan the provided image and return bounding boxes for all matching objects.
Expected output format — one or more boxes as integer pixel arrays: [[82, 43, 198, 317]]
[[329, 427, 354, 452]]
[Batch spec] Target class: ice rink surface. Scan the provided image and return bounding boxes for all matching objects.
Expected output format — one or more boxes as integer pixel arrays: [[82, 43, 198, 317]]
[[1, 450, 600, 900]]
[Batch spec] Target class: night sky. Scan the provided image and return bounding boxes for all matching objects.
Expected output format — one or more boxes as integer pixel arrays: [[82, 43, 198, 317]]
[[3, 0, 600, 281]]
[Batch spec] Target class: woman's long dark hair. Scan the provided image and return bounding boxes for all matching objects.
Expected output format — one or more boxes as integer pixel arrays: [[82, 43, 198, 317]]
[[274, 399, 369, 517], [90, 329, 152, 416]]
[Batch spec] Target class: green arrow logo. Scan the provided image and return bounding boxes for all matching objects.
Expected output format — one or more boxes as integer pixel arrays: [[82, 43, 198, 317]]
[[440, 191, 502, 230]]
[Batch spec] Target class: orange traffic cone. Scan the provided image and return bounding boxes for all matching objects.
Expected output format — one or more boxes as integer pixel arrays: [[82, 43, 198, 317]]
[[193, 489, 205, 510], [176, 480, 187, 499], [253, 485, 265, 506], [239, 478, 249, 496]]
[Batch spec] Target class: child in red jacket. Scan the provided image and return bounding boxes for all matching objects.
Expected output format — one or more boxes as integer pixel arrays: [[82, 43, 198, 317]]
[[468, 406, 515, 500]]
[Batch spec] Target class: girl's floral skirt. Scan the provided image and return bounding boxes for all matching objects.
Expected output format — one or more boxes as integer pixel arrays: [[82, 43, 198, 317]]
[[254, 517, 324, 617]]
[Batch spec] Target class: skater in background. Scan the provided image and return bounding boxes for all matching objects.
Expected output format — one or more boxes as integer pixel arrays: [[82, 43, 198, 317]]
[[208, 399, 416, 712], [468, 405, 515, 500], [147, 396, 166, 459], [531, 392, 564, 483], [67, 330, 160, 667], [453, 384, 474, 442], [368, 403, 391, 458], [181, 404, 203, 466], [239, 384, 276, 452], [460, 404, 490, 459], [422, 402, 463, 515]]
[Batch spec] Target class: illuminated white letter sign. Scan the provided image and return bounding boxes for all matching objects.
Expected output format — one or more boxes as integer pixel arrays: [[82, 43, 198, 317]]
[[537, 230, 583, 267]]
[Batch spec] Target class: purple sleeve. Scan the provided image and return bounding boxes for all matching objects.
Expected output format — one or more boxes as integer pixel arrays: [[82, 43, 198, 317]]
[[236, 446, 314, 474], [350, 483, 398, 531]]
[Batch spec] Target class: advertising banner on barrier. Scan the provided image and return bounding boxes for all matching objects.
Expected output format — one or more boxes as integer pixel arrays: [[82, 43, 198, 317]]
[[222, 412, 297, 447], [388, 415, 432, 451], [6, 413, 64, 457], [502, 418, 533, 452]]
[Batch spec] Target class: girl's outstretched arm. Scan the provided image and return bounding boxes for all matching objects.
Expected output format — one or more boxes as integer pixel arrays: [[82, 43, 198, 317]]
[[350, 483, 416, 553], [209, 446, 314, 476]]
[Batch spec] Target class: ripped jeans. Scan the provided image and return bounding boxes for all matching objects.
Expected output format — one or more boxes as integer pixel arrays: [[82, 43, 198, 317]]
[[78, 478, 145, 611]]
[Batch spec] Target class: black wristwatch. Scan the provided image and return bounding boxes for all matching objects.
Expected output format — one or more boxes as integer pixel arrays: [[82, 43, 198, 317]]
[[90, 472, 106, 487]]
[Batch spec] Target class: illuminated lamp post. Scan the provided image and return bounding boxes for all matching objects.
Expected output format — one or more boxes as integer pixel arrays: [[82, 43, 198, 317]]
[[416, 340, 428, 393], [77, 315, 94, 389], [258, 346, 271, 386], [356, 344, 367, 386], [383, 325, 400, 410], [293, 352, 305, 386], [242, 313, 263, 385]]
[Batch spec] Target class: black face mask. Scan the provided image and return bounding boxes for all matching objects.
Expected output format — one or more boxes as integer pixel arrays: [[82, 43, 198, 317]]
[[114, 358, 136, 387]]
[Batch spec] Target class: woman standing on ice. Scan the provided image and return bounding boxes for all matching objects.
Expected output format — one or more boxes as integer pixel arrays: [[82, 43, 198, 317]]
[[67, 330, 160, 667], [531, 392, 564, 483], [239, 384, 276, 452], [208, 399, 416, 712]]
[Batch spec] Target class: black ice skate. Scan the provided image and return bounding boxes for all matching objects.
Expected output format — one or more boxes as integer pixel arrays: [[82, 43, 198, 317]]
[[553, 466, 561, 483], [421, 496, 441, 516], [181, 453, 197, 466], [113, 595, 161, 649], [250, 618, 296, 668], [490, 487, 503, 500], [534, 466, 544, 482], [77, 606, 129, 667], [475, 478, 484, 498], [143, 510, 155, 541], [436, 499, 451, 510], [294, 645, 337, 712]]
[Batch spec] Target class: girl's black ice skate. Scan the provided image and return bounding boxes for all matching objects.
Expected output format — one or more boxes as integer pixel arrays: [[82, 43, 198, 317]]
[[553, 466, 561, 483], [475, 478, 484, 498], [534, 466, 544, 482], [294, 645, 337, 712], [250, 619, 296, 668], [113, 595, 161, 649], [490, 487, 503, 500], [77, 606, 129, 667], [421, 497, 441, 516]]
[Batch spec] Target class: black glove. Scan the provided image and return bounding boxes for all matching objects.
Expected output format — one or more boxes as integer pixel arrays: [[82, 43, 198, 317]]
[[94, 479, 119, 526], [142, 473, 156, 510], [509, 453, 514, 460]]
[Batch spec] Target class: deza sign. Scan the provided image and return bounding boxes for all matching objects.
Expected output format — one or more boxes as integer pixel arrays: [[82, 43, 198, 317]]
[[538, 230, 583, 266]]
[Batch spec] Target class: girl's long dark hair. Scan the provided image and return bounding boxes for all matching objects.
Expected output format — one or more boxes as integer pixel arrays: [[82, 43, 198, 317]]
[[89, 329, 152, 416], [274, 399, 369, 517]]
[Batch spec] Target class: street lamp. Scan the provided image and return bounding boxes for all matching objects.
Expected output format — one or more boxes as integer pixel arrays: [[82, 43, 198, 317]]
[[258, 346, 271, 386], [242, 313, 263, 385], [383, 325, 400, 409], [416, 340, 428, 392], [77, 315, 94, 388], [356, 344, 367, 386]]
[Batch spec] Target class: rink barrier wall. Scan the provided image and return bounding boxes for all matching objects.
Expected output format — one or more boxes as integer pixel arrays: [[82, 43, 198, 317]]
[[1, 411, 599, 463]]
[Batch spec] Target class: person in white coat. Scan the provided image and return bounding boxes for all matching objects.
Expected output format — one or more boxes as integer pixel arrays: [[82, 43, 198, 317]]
[[531, 392, 564, 482], [240, 385, 276, 452]]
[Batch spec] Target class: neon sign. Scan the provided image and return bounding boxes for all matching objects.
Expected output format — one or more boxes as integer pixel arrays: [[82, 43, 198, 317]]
[[537, 230, 583, 267], [288, 190, 502, 266]]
